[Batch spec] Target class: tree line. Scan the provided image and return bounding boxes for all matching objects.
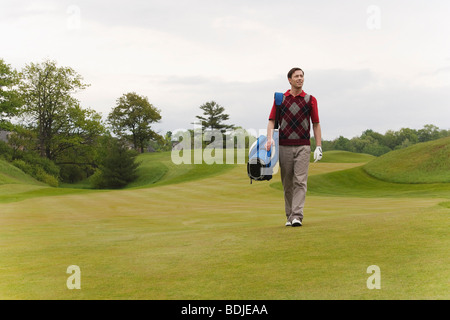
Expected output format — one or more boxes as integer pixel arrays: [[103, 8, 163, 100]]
[[0, 58, 237, 189], [314, 125, 450, 156], [0, 58, 168, 188], [1, 58, 448, 188]]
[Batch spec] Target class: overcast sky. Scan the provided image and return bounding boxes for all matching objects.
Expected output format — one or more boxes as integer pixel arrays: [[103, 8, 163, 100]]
[[2, 0, 450, 139]]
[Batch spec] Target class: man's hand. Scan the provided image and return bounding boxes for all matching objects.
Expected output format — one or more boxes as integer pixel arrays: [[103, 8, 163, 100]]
[[265, 138, 275, 151], [314, 146, 322, 162]]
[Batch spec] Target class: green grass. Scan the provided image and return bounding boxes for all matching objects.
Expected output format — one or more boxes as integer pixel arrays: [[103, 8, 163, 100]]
[[363, 137, 450, 183], [0, 148, 449, 299], [311, 150, 375, 163], [273, 145, 450, 197], [0, 150, 236, 203], [0, 159, 42, 185], [271, 166, 450, 198], [126, 151, 236, 189]]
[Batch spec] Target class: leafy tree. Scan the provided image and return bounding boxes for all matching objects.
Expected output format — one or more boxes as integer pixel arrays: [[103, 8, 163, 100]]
[[396, 127, 418, 147], [0, 140, 13, 161], [0, 59, 22, 130], [51, 104, 105, 173], [195, 101, 234, 133], [333, 136, 350, 151], [3, 125, 37, 159], [108, 92, 162, 153], [17, 59, 90, 159], [383, 130, 398, 150], [361, 139, 391, 156], [323, 124, 450, 156], [54, 109, 105, 183], [149, 131, 173, 151], [347, 136, 366, 153], [418, 124, 441, 142], [361, 129, 386, 146]]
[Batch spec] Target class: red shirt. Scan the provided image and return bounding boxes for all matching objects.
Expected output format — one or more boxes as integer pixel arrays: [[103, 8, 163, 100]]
[[269, 90, 319, 123], [268, 90, 319, 146]]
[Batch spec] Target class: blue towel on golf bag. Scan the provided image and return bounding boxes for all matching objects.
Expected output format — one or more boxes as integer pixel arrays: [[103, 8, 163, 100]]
[[247, 130, 279, 183], [247, 92, 283, 183]]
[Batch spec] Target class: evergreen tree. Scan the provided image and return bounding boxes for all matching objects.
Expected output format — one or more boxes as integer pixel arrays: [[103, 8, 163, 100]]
[[93, 138, 139, 189], [195, 101, 234, 133]]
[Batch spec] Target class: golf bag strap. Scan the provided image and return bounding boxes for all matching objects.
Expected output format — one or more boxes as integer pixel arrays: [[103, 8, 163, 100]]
[[274, 92, 283, 130], [274, 108, 279, 130]]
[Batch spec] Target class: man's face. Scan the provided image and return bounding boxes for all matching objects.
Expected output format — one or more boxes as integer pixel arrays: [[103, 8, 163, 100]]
[[288, 70, 304, 89]]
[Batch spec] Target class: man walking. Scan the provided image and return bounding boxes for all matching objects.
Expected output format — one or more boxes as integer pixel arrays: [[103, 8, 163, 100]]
[[266, 67, 322, 227]]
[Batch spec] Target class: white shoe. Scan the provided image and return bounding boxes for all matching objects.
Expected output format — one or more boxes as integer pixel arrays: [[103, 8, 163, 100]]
[[292, 218, 302, 227], [285, 221, 292, 227]]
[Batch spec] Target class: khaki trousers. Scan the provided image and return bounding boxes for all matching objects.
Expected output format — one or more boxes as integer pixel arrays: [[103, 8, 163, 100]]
[[279, 145, 310, 222]]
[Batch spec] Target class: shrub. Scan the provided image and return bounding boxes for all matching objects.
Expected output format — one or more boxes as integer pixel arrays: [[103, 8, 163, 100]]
[[12, 159, 33, 175], [92, 139, 139, 189], [12, 158, 59, 187], [0, 141, 13, 161], [34, 167, 59, 187], [21, 153, 60, 178]]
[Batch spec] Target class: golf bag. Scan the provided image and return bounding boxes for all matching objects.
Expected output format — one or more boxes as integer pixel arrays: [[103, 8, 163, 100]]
[[247, 92, 283, 183]]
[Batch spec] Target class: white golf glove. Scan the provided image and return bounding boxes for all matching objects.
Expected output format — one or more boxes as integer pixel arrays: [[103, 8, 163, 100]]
[[314, 146, 322, 162]]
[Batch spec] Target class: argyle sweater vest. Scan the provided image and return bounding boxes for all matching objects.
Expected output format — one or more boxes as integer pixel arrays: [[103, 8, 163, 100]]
[[278, 94, 312, 146]]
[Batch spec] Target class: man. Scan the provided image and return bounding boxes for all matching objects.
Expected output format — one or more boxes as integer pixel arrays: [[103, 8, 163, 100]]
[[266, 67, 322, 227]]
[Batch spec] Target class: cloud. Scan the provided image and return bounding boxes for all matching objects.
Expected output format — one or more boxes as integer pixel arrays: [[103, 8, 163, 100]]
[[310, 71, 450, 139], [73, 66, 450, 141], [3, 0, 450, 140]]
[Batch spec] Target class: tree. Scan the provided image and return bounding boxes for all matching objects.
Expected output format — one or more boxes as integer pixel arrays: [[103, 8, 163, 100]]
[[149, 130, 173, 151], [396, 127, 418, 148], [108, 92, 162, 153], [92, 137, 139, 189], [17, 59, 89, 159], [53, 105, 105, 182], [418, 124, 441, 142], [0, 59, 22, 130], [361, 129, 386, 146], [333, 136, 350, 151], [383, 130, 398, 150], [195, 101, 234, 133]]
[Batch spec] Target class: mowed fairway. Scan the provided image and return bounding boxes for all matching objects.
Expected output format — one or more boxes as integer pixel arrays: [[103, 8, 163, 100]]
[[0, 150, 449, 299]]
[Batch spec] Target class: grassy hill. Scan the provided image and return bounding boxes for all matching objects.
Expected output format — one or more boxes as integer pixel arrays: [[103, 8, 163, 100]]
[[0, 151, 237, 203], [0, 150, 374, 191], [272, 147, 450, 198], [0, 159, 42, 185], [126, 151, 235, 189], [131, 150, 373, 189], [0, 159, 94, 204], [310, 150, 375, 163], [363, 136, 450, 184], [306, 166, 450, 198]]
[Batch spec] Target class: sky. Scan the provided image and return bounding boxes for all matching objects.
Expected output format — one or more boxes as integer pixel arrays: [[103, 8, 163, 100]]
[[2, 0, 450, 140]]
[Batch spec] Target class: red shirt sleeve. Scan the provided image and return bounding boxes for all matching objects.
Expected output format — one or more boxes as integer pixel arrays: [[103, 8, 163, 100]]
[[310, 95, 319, 123], [268, 101, 276, 120]]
